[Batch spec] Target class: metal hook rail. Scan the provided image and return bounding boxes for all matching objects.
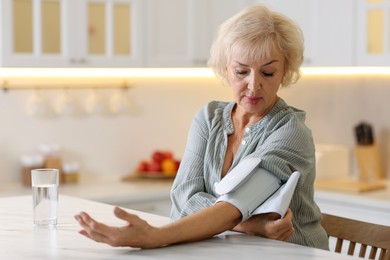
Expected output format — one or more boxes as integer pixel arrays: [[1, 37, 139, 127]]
[[1, 80, 132, 93]]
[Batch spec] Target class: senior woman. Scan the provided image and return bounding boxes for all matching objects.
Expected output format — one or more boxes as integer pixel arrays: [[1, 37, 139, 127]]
[[75, 5, 329, 250]]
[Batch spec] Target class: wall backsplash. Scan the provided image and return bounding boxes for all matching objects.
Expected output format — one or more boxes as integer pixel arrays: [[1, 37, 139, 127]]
[[0, 73, 389, 184], [280, 74, 390, 180]]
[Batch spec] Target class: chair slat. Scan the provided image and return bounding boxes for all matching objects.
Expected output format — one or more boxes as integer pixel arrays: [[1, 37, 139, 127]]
[[347, 241, 356, 255], [335, 238, 343, 253], [321, 214, 390, 260], [369, 247, 378, 259], [384, 249, 390, 260], [378, 248, 386, 260], [359, 244, 367, 257]]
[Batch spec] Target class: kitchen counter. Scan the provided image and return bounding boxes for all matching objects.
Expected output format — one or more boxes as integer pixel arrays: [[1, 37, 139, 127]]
[[0, 176, 173, 205], [314, 182, 390, 226], [0, 195, 353, 259]]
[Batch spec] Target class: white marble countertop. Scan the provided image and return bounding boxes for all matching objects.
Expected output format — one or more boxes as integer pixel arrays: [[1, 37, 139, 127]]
[[0, 195, 353, 259]]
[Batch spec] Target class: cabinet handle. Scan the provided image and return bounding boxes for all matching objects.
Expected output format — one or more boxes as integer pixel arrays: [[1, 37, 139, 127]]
[[192, 59, 208, 66], [69, 58, 87, 64], [303, 58, 312, 65]]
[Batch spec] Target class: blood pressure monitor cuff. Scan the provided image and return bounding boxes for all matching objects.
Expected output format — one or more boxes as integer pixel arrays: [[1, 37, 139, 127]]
[[215, 166, 281, 221]]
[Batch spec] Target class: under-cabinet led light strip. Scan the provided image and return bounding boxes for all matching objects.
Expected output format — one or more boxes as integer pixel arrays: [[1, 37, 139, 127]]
[[0, 67, 390, 82], [0, 68, 215, 78], [301, 67, 390, 75]]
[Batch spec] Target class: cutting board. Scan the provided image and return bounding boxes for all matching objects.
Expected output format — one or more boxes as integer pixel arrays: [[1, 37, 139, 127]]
[[315, 178, 386, 192], [122, 171, 175, 182]]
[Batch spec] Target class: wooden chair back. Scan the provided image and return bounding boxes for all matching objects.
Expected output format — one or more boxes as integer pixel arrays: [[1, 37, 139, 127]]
[[321, 213, 390, 260]]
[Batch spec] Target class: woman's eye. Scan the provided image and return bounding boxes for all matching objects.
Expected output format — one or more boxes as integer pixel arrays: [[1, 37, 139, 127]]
[[263, 72, 274, 77], [235, 70, 248, 76]]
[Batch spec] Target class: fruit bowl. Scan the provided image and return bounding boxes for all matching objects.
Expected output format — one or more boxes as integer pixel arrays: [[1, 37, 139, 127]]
[[133, 150, 180, 179]]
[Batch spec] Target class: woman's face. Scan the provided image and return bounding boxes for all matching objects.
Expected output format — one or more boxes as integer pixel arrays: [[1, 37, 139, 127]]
[[227, 49, 285, 118]]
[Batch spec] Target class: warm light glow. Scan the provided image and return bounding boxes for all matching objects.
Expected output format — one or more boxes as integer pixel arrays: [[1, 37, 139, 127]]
[[0, 68, 216, 78], [1, 67, 390, 79], [1, 67, 390, 89], [301, 67, 390, 75]]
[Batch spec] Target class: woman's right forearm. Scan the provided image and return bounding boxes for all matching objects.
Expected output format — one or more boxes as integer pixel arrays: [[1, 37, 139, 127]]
[[156, 202, 242, 247], [170, 189, 217, 220]]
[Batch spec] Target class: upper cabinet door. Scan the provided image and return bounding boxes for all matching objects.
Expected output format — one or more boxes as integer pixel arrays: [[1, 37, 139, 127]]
[[1, 0, 65, 67], [144, 0, 191, 67], [308, 0, 355, 66], [356, 0, 390, 65], [0, 0, 143, 67], [144, 0, 249, 67], [71, 0, 144, 67]]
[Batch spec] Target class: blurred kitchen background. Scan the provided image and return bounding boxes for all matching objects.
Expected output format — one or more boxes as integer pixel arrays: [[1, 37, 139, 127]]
[[0, 0, 389, 187]]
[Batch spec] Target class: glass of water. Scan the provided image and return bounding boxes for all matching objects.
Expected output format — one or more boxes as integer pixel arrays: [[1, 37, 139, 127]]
[[31, 169, 59, 226]]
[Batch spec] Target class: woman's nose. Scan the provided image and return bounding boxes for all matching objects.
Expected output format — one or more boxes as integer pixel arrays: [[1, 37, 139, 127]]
[[247, 73, 261, 91]]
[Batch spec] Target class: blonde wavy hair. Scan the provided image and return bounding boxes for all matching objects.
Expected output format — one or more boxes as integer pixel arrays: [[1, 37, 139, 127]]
[[208, 5, 304, 87]]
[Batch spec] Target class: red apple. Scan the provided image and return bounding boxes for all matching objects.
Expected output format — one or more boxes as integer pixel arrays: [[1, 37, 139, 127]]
[[163, 150, 173, 159], [152, 151, 165, 164], [175, 160, 181, 171], [137, 160, 149, 172], [148, 161, 162, 172]]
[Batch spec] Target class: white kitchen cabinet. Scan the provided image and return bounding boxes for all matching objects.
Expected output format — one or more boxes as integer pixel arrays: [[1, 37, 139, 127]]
[[356, 0, 390, 65], [0, 0, 144, 67], [144, 0, 252, 67], [4, 0, 387, 68], [309, 0, 355, 66], [258, 0, 355, 66]]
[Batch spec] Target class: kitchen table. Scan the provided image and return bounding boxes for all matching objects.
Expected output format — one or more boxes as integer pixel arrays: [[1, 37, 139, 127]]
[[0, 195, 353, 259]]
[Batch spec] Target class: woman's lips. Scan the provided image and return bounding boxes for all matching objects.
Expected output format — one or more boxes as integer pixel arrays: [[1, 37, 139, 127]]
[[245, 96, 262, 104]]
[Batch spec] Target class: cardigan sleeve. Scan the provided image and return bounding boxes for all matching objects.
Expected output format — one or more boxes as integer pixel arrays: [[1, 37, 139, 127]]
[[169, 107, 217, 220], [248, 109, 315, 189]]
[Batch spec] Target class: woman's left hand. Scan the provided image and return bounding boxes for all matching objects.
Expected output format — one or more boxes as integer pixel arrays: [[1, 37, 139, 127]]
[[75, 207, 162, 248], [233, 208, 294, 241]]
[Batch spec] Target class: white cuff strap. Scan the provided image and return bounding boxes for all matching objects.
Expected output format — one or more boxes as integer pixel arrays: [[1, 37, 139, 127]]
[[216, 166, 281, 221]]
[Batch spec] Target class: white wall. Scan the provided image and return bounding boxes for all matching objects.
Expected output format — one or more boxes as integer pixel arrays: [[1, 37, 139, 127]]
[[280, 74, 390, 180], [1, 74, 389, 184], [0, 77, 231, 183]]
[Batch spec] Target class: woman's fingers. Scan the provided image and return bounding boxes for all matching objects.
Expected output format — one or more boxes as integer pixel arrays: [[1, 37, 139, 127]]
[[75, 212, 115, 240], [283, 208, 293, 221], [274, 213, 294, 241], [75, 208, 150, 247], [113, 207, 140, 225], [274, 217, 292, 232], [277, 226, 294, 241], [263, 209, 294, 240], [78, 228, 111, 244]]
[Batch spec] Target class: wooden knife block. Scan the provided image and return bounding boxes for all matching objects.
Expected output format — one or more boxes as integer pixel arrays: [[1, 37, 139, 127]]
[[315, 142, 386, 192], [355, 142, 384, 181]]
